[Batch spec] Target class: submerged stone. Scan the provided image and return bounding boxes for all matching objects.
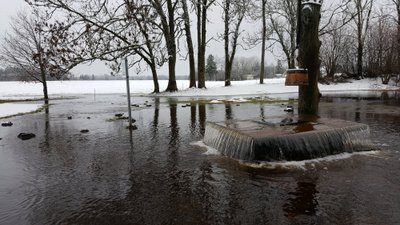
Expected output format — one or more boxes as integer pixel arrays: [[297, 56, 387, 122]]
[[18, 133, 36, 140], [1, 122, 13, 127], [203, 116, 374, 162]]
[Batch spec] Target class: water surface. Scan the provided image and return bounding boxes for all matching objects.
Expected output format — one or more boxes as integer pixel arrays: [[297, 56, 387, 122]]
[[0, 91, 399, 225]]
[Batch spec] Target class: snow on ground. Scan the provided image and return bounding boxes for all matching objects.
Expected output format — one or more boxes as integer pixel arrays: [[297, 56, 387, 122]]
[[0, 103, 42, 118], [0, 78, 398, 118], [0, 78, 397, 99]]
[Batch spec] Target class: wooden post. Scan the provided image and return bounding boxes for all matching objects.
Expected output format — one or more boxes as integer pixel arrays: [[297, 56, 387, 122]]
[[124, 57, 133, 129], [298, 1, 322, 116]]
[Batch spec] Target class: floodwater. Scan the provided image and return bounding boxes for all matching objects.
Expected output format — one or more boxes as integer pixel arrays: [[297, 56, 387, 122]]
[[0, 91, 399, 225]]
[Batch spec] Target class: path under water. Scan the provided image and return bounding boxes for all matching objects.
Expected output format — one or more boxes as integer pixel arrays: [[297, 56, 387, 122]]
[[0, 91, 399, 225]]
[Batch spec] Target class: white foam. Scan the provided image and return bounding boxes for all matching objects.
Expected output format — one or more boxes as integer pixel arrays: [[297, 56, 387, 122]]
[[239, 151, 380, 170], [190, 141, 221, 155]]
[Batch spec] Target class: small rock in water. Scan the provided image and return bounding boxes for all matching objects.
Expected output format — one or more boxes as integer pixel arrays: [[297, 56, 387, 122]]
[[87, 117, 91, 119], [181, 105, 187, 108], [186, 103, 191, 107], [115, 113, 124, 117], [280, 118, 294, 126], [128, 124, 138, 130], [146, 104, 152, 107], [284, 105, 294, 112], [236, 104, 240, 106], [131, 118, 136, 123], [0, 138, 2, 141], [1, 122, 13, 127], [132, 104, 140, 107], [80, 129, 89, 133], [18, 133, 36, 140], [67, 116, 72, 120]]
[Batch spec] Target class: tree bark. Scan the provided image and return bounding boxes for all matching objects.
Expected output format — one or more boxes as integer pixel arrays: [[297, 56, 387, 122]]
[[357, 32, 363, 79], [223, 0, 245, 87], [197, 0, 210, 89], [181, 0, 196, 88], [39, 50, 49, 105], [259, 0, 266, 84], [165, 0, 178, 92], [396, 0, 400, 72], [298, 2, 322, 116], [224, 0, 231, 86], [40, 67, 49, 105], [150, 65, 160, 93]]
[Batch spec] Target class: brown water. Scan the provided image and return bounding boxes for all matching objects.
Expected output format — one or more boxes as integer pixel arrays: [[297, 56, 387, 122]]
[[0, 91, 399, 225]]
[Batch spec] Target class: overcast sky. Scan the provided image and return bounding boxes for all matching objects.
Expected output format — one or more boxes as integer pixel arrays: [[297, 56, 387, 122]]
[[0, 1, 275, 77]]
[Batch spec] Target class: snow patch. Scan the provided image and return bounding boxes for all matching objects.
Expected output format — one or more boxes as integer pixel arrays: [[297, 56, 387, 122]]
[[0, 103, 43, 118]]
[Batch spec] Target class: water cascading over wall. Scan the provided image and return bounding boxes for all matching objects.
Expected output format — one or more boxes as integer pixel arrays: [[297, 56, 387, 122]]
[[203, 118, 373, 162]]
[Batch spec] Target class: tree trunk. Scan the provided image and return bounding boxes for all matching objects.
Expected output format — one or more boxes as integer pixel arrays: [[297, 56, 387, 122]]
[[298, 2, 322, 116], [224, 0, 232, 86], [181, 0, 196, 88], [198, 0, 208, 88], [165, 0, 178, 92], [39, 63, 49, 105], [150, 65, 160, 93], [397, 2, 400, 72], [357, 41, 363, 79], [197, 1, 202, 88], [166, 53, 177, 91], [259, 0, 266, 84], [225, 61, 232, 86], [224, 0, 231, 86]]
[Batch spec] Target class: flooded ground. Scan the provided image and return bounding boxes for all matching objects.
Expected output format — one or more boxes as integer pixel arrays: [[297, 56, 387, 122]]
[[0, 91, 399, 225]]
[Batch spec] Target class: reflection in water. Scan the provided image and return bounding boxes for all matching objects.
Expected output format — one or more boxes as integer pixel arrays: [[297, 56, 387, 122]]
[[284, 180, 318, 218], [151, 98, 160, 138], [381, 92, 389, 100], [225, 104, 233, 120], [199, 104, 206, 136], [260, 104, 265, 120], [355, 111, 361, 122], [190, 104, 196, 135], [169, 103, 179, 150], [293, 122, 315, 133], [40, 109, 51, 151]]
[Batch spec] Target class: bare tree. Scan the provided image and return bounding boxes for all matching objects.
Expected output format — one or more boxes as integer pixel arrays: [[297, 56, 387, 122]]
[[0, 11, 72, 105], [391, 0, 400, 75], [346, 0, 375, 79], [25, 0, 169, 93], [149, 0, 182, 92], [320, 20, 352, 82], [365, 11, 397, 84], [195, 0, 216, 88], [259, 0, 268, 84], [181, 0, 196, 88], [223, 0, 249, 86], [246, 0, 270, 84], [268, 0, 297, 69]]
